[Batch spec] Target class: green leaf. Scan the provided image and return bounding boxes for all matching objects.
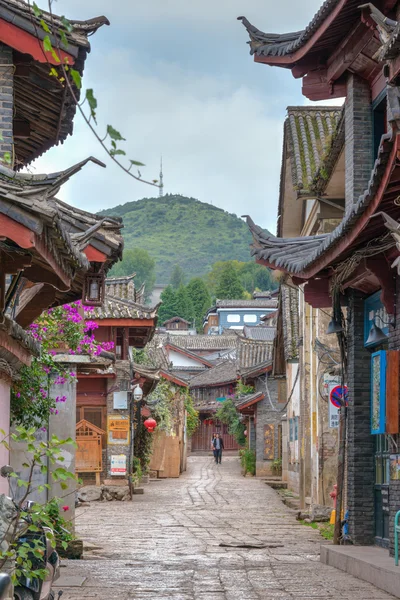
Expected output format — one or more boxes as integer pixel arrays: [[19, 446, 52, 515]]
[[70, 69, 82, 89], [110, 149, 126, 157], [60, 15, 73, 33], [32, 2, 41, 17], [60, 482, 68, 490], [40, 19, 51, 34], [43, 35, 52, 53], [107, 125, 125, 142], [58, 29, 68, 48], [130, 160, 145, 167], [3, 152, 11, 165], [86, 89, 97, 123], [0, 428, 5, 435], [49, 67, 58, 78]]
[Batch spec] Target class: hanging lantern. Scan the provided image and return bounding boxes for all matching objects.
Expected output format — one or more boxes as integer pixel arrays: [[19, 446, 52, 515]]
[[83, 272, 105, 307], [144, 417, 157, 433], [244, 429, 248, 437]]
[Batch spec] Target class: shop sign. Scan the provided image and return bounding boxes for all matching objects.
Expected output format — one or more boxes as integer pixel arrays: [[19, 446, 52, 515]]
[[110, 454, 126, 476], [108, 415, 130, 445]]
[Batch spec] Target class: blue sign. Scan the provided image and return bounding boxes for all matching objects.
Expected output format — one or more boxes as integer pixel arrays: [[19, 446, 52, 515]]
[[216, 397, 226, 402]]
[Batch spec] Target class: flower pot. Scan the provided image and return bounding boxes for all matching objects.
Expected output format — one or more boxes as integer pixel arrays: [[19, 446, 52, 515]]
[[140, 475, 150, 485]]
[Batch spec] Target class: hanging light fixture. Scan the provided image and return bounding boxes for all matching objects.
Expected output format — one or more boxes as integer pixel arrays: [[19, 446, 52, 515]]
[[144, 417, 157, 433], [82, 272, 105, 307], [326, 318, 344, 335], [366, 322, 388, 346]]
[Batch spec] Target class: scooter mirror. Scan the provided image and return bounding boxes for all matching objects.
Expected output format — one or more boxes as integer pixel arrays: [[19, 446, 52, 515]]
[[0, 465, 13, 478]]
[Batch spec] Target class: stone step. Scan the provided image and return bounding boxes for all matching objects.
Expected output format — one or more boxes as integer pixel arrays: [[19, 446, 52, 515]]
[[264, 480, 288, 489]]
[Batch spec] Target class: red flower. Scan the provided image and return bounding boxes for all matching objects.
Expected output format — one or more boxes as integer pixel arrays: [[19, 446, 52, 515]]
[[62, 506, 69, 512]]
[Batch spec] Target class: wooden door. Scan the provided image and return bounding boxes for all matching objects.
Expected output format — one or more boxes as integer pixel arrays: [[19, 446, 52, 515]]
[[191, 418, 239, 451]]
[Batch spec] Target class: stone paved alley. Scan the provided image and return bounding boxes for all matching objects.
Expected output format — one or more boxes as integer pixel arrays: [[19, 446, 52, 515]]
[[56, 457, 395, 599]]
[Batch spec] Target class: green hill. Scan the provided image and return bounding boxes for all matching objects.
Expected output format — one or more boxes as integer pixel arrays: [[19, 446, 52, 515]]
[[100, 194, 253, 283]]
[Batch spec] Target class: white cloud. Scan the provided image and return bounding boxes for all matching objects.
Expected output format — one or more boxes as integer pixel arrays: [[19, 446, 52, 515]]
[[31, 0, 328, 237]]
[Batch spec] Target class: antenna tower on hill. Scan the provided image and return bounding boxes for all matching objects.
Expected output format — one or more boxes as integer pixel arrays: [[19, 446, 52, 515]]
[[159, 156, 164, 198]]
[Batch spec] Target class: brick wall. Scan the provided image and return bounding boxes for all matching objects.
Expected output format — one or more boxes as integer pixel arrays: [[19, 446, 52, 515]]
[[0, 44, 13, 163], [347, 290, 375, 545], [388, 276, 400, 554], [345, 74, 372, 215]]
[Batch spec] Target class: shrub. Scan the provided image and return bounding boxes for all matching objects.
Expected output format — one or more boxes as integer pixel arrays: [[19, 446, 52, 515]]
[[239, 448, 256, 476]]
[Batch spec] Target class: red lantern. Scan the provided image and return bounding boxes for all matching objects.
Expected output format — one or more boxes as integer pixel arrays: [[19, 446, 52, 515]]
[[244, 429, 248, 437], [144, 417, 157, 433]]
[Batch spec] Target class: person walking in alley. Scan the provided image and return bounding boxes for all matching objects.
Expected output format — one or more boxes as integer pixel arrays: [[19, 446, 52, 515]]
[[211, 433, 217, 462], [213, 433, 224, 464]]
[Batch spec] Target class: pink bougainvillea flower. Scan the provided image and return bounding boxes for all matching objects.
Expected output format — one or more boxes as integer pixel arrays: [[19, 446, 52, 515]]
[[62, 505, 69, 512]]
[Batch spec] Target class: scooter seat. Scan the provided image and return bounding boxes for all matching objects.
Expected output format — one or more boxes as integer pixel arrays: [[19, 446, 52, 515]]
[[0, 573, 11, 598]]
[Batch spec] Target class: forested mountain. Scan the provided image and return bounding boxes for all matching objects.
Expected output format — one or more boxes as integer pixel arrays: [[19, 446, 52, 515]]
[[100, 194, 254, 283]]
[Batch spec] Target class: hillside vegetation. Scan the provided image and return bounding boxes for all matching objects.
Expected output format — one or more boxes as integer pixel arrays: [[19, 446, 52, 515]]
[[100, 194, 253, 283]]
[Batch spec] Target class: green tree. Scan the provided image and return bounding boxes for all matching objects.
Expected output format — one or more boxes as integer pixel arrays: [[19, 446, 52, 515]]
[[174, 285, 194, 322], [158, 285, 177, 323], [170, 264, 186, 289], [110, 248, 156, 302], [186, 278, 212, 332], [215, 262, 245, 300]]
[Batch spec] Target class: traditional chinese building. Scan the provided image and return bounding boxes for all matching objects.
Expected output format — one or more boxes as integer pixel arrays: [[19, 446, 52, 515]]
[[0, 0, 124, 496], [239, 0, 400, 586], [79, 276, 159, 482]]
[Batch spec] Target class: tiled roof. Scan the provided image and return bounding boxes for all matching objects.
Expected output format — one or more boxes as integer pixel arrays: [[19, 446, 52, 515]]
[[281, 285, 299, 361], [87, 296, 158, 321], [167, 334, 238, 351], [244, 129, 395, 277], [238, 1, 339, 58], [1, 0, 109, 50], [237, 336, 273, 368], [243, 326, 276, 341], [216, 299, 278, 309], [241, 359, 273, 379], [189, 361, 238, 388], [236, 391, 264, 409], [285, 107, 343, 197], [163, 317, 190, 325], [106, 275, 139, 303]]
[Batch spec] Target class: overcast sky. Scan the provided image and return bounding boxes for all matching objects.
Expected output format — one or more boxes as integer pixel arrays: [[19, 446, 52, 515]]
[[32, 0, 337, 233]]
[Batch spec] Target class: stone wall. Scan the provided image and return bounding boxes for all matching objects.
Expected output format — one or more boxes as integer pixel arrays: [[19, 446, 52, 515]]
[[255, 376, 281, 477]]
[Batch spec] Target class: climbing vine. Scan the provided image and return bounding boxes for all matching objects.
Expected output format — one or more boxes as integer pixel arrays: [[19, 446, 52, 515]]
[[27, 0, 159, 189]]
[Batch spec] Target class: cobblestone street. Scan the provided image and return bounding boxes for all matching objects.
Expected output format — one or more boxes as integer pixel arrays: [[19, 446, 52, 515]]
[[56, 456, 395, 599]]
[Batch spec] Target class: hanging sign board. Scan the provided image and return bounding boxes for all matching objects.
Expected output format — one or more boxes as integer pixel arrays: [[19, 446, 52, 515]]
[[108, 415, 130, 445], [113, 391, 128, 410], [110, 454, 126, 476]]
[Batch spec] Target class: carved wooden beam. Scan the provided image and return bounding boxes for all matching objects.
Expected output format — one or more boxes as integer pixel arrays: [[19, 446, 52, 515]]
[[367, 256, 396, 314], [327, 21, 375, 83]]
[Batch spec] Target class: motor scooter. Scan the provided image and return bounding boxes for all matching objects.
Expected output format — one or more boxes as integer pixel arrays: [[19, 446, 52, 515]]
[[0, 466, 62, 600], [0, 574, 11, 600]]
